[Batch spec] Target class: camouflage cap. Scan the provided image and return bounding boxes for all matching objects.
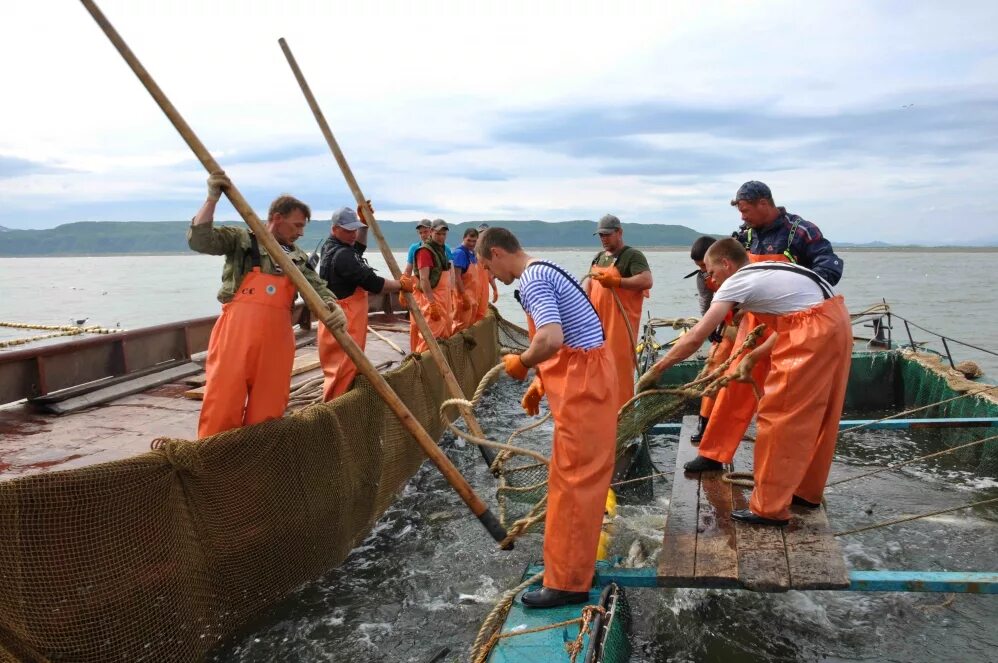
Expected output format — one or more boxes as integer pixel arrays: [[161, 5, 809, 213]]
[[730, 180, 773, 206]]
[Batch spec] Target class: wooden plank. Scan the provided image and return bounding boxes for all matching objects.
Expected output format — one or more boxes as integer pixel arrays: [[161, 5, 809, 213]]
[[184, 350, 320, 400], [784, 504, 850, 590], [694, 469, 739, 587], [731, 483, 791, 592], [658, 415, 701, 584], [37, 363, 203, 415]]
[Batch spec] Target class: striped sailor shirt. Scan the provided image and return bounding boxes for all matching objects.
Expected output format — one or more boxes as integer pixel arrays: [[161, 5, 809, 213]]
[[518, 260, 604, 350]]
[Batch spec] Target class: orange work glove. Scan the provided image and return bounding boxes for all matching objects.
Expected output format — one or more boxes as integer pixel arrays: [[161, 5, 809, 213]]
[[460, 292, 474, 311], [490, 280, 499, 303], [520, 376, 545, 415], [591, 272, 622, 289], [427, 301, 443, 322], [356, 199, 373, 225], [502, 354, 529, 381], [398, 275, 415, 293]]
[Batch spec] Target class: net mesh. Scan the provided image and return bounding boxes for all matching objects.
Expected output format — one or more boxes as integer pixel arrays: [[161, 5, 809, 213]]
[[0, 315, 500, 663]]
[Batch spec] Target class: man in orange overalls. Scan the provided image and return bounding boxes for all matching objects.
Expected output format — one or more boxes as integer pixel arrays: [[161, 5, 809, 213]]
[[637, 238, 851, 525], [683, 181, 844, 473], [473, 223, 499, 322], [410, 219, 454, 353], [188, 172, 339, 438], [450, 227, 481, 333], [478, 227, 617, 608], [316, 207, 414, 401], [586, 214, 653, 410]]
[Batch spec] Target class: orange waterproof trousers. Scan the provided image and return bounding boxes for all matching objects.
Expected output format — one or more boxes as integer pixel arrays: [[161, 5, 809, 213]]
[[475, 266, 492, 322], [697, 253, 788, 461], [198, 268, 297, 438], [451, 262, 480, 333], [588, 264, 645, 410], [697, 316, 772, 463], [698, 329, 735, 419], [410, 269, 453, 353], [317, 286, 369, 401], [538, 342, 619, 592], [749, 296, 852, 520]]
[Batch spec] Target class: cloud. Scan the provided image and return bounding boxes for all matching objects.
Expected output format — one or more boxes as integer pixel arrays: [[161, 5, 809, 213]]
[[0, 155, 74, 179]]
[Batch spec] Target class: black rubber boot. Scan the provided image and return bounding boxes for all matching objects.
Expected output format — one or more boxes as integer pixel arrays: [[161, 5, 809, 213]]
[[690, 415, 709, 444], [731, 508, 789, 526], [521, 587, 590, 609], [683, 454, 723, 473], [791, 495, 821, 509]]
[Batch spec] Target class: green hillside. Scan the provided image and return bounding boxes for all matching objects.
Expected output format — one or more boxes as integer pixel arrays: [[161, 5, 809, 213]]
[[0, 220, 708, 256]]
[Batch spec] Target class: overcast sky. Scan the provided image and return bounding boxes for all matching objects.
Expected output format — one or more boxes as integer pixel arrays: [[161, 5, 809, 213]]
[[2, 0, 997, 243]]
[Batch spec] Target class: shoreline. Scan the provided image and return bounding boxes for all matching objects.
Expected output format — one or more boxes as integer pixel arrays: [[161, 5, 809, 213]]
[[2, 246, 998, 258]]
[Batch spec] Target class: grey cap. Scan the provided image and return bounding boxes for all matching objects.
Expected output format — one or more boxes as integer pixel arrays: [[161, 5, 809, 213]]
[[331, 207, 365, 230], [431, 218, 449, 231], [477, 222, 490, 232], [594, 213, 622, 236], [730, 180, 773, 206], [415, 218, 432, 229]]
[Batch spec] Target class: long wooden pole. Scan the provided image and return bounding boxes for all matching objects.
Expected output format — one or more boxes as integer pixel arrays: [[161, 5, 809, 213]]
[[79, 0, 508, 546], [276, 38, 498, 469]]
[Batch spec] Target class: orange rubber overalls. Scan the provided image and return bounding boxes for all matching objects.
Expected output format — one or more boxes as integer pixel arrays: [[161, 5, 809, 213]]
[[451, 257, 480, 333], [750, 292, 851, 520], [695, 253, 786, 464], [588, 249, 647, 410], [198, 237, 297, 438], [698, 274, 734, 420], [522, 277, 618, 592], [475, 266, 492, 323], [317, 285, 368, 401], [410, 246, 453, 354]]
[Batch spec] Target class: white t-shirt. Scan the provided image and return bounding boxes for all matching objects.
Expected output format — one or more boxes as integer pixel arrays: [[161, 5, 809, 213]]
[[713, 262, 834, 314]]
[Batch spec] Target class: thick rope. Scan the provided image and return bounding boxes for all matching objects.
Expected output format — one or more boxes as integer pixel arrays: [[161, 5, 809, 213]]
[[834, 497, 998, 538], [0, 321, 123, 333], [470, 570, 545, 663]]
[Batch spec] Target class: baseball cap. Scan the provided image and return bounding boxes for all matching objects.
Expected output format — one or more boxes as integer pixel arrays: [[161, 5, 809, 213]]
[[331, 207, 365, 230], [730, 181, 772, 206], [415, 218, 432, 229], [431, 219, 449, 231], [594, 214, 622, 236], [477, 223, 490, 232]]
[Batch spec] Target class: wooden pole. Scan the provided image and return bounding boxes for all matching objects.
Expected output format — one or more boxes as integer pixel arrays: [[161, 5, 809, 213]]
[[79, 0, 508, 546], [276, 38, 498, 469]]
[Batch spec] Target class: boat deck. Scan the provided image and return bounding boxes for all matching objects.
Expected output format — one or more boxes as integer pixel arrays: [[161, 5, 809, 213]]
[[658, 415, 850, 592], [0, 320, 411, 481]]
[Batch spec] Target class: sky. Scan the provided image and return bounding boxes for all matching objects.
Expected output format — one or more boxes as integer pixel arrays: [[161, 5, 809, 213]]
[[2, 0, 997, 244]]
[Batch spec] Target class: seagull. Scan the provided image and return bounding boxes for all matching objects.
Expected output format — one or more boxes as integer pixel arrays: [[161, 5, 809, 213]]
[[73, 318, 88, 326]]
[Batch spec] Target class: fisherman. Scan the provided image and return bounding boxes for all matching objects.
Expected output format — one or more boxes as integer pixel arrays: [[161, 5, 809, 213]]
[[478, 227, 617, 608], [637, 238, 851, 525], [683, 236, 731, 443], [585, 214, 653, 409], [403, 219, 432, 277], [316, 207, 414, 401], [410, 219, 454, 353], [188, 172, 339, 438], [450, 227, 480, 333], [687, 181, 845, 472], [475, 223, 500, 321]]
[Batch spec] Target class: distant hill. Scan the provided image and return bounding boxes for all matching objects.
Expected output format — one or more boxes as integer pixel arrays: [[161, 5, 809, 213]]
[[0, 220, 708, 256]]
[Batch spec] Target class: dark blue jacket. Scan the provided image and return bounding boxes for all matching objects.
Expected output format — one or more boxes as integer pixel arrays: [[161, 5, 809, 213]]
[[733, 208, 844, 285]]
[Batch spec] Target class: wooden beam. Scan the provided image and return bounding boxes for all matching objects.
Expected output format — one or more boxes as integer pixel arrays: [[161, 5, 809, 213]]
[[658, 416, 701, 585], [694, 470, 739, 587], [783, 505, 850, 590], [731, 483, 791, 592]]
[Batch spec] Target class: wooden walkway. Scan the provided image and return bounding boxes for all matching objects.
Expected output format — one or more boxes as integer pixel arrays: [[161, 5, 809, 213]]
[[658, 415, 850, 592]]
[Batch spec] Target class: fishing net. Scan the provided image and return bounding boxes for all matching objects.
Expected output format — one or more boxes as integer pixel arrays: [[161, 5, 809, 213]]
[[0, 315, 501, 663]]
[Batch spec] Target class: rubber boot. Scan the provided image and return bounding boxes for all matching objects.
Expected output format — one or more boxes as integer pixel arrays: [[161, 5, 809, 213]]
[[690, 415, 709, 444], [521, 587, 590, 609]]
